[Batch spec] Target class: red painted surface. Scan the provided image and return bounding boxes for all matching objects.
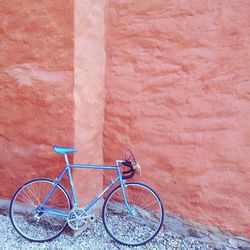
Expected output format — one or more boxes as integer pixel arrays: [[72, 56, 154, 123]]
[[1, 0, 250, 239], [104, 0, 250, 237], [0, 0, 74, 197]]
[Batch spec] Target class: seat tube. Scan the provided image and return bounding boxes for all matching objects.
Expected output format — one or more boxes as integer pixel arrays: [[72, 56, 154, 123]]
[[64, 154, 69, 165]]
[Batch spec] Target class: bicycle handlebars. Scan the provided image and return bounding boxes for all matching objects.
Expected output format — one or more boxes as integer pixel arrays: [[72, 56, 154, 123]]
[[121, 160, 135, 179], [116, 150, 142, 179]]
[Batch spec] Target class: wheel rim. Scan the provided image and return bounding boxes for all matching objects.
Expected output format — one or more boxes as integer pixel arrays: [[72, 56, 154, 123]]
[[10, 179, 71, 242], [103, 183, 163, 246]]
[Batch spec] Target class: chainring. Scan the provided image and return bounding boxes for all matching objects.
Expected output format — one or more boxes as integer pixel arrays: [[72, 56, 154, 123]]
[[67, 209, 88, 230]]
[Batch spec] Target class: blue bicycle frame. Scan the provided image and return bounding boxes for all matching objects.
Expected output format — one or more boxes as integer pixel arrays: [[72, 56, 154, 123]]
[[38, 154, 133, 217]]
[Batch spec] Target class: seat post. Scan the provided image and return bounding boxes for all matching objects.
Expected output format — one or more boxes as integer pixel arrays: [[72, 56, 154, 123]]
[[64, 154, 69, 165]]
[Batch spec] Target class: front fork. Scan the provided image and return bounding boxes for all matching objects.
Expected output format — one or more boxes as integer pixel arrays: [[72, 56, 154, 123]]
[[117, 165, 137, 216]]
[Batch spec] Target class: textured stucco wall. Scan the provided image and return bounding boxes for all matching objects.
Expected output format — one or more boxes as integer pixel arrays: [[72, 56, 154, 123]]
[[0, 0, 74, 198], [104, 0, 250, 237], [1, 0, 250, 238]]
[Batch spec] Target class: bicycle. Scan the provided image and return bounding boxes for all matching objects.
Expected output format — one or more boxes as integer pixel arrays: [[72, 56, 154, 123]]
[[9, 146, 164, 246]]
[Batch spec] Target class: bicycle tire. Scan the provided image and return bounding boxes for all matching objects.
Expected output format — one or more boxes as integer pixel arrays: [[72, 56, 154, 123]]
[[102, 182, 164, 246], [9, 178, 72, 242]]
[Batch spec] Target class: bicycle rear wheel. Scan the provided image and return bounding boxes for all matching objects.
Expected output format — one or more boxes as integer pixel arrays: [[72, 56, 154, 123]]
[[102, 182, 164, 246], [9, 178, 72, 242]]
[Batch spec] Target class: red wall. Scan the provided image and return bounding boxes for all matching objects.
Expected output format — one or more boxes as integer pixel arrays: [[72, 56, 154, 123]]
[[104, 0, 250, 237], [1, 0, 250, 239], [0, 0, 74, 197]]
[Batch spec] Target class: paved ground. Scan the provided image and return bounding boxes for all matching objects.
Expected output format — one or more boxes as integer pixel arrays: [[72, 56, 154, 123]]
[[0, 214, 212, 250]]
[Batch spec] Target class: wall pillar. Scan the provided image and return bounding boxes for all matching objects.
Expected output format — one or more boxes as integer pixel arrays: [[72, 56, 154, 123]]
[[73, 0, 105, 208]]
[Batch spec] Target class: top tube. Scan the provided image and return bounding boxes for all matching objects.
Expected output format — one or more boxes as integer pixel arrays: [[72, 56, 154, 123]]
[[69, 164, 118, 170]]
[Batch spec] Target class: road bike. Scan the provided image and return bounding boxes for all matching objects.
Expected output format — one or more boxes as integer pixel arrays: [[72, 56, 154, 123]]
[[9, 146, 164, 246]]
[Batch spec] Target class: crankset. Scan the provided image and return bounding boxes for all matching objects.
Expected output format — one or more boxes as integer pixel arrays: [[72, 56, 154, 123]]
[[67, 208, 95, 231]]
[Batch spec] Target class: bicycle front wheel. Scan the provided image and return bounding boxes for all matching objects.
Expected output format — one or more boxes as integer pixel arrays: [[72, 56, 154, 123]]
[[9, 178, 72, 242], [102, 182, 164, 246]]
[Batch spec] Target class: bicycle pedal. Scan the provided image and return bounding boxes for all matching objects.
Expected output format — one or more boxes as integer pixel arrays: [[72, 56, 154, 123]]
[[89, 214, 96, 222]]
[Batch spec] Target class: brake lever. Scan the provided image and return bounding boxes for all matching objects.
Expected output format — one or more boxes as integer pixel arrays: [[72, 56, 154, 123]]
[[133, 161, 142, 176]]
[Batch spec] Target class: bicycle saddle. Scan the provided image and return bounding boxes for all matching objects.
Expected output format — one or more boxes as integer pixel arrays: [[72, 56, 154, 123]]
[[53, 145, 77, 154]]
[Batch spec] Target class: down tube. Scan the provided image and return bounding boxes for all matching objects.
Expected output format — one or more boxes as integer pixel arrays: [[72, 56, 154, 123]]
[[84, 176, 120, 212]]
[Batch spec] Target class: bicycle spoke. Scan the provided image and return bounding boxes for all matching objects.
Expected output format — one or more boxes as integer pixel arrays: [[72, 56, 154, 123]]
[[27, 186, 37, 203], [20, 188, 36, 207]]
